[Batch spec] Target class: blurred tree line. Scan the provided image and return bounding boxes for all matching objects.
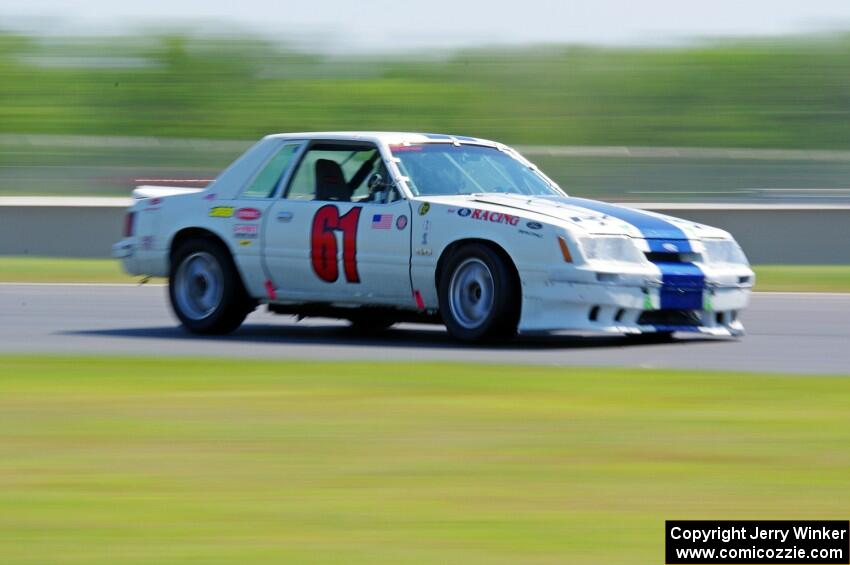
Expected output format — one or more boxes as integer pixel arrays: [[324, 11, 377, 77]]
[[1, 30, 849, 148]]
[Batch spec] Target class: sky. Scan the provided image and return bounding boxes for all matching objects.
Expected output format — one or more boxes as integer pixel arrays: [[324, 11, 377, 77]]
[[3, 0, 850, 52]]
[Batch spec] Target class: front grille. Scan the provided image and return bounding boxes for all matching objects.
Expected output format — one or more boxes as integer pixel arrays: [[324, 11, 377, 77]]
[[645, 251, 684, 263], [644, 251, 702, 263], [637, 310, 701, 326]]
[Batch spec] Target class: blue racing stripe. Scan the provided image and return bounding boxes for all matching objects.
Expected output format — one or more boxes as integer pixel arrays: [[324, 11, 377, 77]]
[[559, 197, 692, 250], [559, 197, 706, 310]]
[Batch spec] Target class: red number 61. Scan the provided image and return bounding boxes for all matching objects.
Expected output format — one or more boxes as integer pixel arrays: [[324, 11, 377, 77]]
[[311, 205, 362, 283]]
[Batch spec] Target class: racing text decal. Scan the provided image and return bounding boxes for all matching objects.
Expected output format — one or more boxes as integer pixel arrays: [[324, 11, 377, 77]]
[[311, 205, 362, 283], [457, 208, 519, 226]]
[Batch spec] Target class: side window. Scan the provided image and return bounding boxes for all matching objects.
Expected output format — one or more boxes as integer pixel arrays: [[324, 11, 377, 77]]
[[241, 142, 301, 199], [284, 143, 393, 202], [286, 150, 339, 201]]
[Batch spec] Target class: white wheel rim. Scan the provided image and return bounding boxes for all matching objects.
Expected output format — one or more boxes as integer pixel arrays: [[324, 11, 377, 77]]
[[174, 252, 224, 320], [448, 258, 495, 330]]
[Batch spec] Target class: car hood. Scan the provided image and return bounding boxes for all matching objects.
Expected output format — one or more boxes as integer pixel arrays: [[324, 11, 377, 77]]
[[424, 193, 729, 241]]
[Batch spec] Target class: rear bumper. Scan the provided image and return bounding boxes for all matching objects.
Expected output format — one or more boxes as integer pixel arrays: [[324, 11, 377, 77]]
[[519, 271, 751, 336], [112, 238, 168, 277], [112, 240, 134, 259]]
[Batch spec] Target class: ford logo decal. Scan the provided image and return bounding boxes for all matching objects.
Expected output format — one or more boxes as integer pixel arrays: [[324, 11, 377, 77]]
[[458, 208, 472, 217], [526, 221, 543, 230], [662, 242, 678, 252]]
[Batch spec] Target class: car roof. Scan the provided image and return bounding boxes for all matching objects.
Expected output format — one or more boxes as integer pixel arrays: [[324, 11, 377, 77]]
[[264, 131, 499, 147]]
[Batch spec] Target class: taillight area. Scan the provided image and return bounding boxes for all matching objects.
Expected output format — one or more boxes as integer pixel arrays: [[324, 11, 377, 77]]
[[123, 212, 136, 237]]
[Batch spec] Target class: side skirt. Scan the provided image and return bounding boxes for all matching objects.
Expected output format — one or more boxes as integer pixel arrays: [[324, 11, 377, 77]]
[[266, 302, 441, 324]]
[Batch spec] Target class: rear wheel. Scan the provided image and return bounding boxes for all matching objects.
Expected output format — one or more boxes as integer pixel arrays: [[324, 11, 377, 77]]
[[169, 238, 253, 334], [438, 243, 520, 342]]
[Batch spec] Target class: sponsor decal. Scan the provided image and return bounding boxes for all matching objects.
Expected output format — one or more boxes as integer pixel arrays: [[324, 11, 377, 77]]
[[145, 197, 162, 211], [389, 144, 424, 152], [141, 235, 155, 250], [526, 221, 543, 230], [415, 247, 433, 256], [518, 229, 543, 239], [458, 208, 519, 226], [421, 219, 432, 245], [371, 214, 393, 230], [418, 202, 430, 216], [235, 207, 261, 221], [396, 215, 408, 230], [446, 207, 458, 214], [203, 193, 217, 201], [239, 240, 252, 247], [209, 206, 234, 218], [662, 242, 679, 252], [234, 224, 258, 239], [264, 279, 277, 300]]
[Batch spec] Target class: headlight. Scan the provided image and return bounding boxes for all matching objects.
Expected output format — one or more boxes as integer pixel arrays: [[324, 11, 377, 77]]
[[578, 236, 644, 264], [702, 239, 749, 266]]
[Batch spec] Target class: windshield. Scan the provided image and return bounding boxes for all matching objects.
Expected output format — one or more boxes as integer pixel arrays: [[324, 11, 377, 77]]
[[390, 144, 563, 197]]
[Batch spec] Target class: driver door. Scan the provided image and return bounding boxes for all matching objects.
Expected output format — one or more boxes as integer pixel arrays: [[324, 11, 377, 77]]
[[262, 141, 413, 305]]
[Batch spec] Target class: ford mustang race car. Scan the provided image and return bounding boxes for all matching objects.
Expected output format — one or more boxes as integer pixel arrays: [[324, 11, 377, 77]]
[[113, 132, 753, 341]]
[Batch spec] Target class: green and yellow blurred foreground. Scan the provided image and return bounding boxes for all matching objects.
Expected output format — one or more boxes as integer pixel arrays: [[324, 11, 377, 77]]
[[0, 357, 848, 564], [1, 256, 848, 292]]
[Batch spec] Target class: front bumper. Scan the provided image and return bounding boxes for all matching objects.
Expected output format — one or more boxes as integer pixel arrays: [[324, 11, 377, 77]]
[[518, 267, 752, 336]]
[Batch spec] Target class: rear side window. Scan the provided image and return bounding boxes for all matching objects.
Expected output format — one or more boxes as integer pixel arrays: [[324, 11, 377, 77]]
[[285, 142, 387, 202], [241, 142, 301, 199]]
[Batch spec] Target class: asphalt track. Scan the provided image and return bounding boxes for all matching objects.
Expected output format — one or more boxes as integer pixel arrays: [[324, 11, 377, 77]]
[[0, 284, 847, 375]]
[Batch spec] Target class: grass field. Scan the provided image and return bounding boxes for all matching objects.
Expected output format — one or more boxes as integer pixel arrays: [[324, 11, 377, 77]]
[[0, 256, 848, 292], [749, 265, 850, 293], [0, 257, 165, 284], [0, 357, 848, 564]]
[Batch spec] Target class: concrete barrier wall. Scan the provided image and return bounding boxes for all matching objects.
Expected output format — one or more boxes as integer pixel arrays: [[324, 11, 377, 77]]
[[0, 198, 130, 259], [1, 198, 848, 264]]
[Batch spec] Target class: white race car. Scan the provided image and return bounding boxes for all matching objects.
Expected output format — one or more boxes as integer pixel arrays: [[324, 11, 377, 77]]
[[114, 132, 753, 341]]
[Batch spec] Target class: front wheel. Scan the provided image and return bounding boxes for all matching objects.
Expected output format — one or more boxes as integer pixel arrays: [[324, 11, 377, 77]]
[[438, 243, 520, 342], [169, 238, 253, 334]]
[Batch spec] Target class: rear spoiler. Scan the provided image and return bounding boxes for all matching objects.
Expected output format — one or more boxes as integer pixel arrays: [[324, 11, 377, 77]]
[[132, 185, 206, 200]]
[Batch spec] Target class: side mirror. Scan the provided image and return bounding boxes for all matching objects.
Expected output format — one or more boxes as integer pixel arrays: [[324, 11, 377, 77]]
[[368, 172, 386, 190]]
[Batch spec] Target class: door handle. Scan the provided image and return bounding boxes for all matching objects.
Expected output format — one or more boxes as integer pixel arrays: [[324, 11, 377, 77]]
[[277, 211, 293, 222]]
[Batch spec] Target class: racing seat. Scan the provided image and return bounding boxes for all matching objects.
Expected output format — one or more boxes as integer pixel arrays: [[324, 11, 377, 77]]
[[315, 159, 351, 201]]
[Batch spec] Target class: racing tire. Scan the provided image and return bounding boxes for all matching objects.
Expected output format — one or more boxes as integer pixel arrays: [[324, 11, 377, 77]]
[[169, 238, 254, 335], [438, 243, 520, 342]]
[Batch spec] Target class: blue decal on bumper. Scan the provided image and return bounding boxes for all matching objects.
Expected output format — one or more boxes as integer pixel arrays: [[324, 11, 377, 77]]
[[656, 262, 705, 310]]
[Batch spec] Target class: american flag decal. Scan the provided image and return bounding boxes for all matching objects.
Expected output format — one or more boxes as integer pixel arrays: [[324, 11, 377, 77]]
[[371, 214, 393, 229]]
